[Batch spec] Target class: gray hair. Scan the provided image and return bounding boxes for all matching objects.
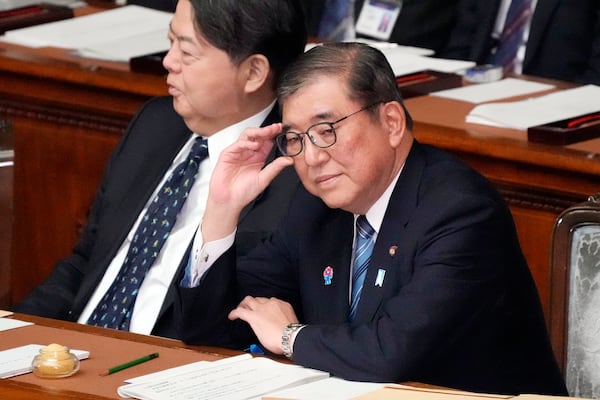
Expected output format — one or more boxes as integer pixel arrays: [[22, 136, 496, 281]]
[[277, 42, 413, 130]]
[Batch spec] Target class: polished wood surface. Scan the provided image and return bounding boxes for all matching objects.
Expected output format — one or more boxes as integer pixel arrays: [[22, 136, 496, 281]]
[[0, 313, 244, 399]]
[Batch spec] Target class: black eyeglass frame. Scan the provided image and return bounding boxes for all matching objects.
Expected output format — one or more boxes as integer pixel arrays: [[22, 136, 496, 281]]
[[276, 101, 382, 157]]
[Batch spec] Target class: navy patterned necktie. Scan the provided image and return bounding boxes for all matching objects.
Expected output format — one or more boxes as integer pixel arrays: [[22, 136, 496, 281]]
[[349, 215, 375, 321], [87, 136, 208, 330], [489, 0, 533, 73]]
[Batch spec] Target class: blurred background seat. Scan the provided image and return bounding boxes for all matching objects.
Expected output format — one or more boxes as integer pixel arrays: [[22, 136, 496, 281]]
[[549, 191, 600, 398]]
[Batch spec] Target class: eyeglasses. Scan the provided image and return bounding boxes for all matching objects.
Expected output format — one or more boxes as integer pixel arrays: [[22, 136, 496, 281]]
[[275, 102, 382, 157]]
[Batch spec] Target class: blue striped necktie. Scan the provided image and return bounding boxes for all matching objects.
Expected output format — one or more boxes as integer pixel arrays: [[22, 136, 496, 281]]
[[87, 136, 208, 331], [349, 215, 375, 321], [489, 0, 533, 73]]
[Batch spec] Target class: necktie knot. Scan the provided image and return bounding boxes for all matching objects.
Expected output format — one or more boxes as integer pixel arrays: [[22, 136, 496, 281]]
[[356, 215, 375, 242], [189, 136, 209, 163]]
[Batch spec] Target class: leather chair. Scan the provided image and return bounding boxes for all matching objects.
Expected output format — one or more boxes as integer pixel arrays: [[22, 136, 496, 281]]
[[549, 192, 600, 398]]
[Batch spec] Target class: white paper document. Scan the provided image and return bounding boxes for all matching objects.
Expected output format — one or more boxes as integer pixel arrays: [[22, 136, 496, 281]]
[[263, 376, 384, 400], [117, 354, 330, 400], [386, 53, 475, 77], [0, 5, 172, 62], [466, 84, 600, 130], [0, 344, 89, 379], [431, 78, 555, 104], [305, 39, 434, 56], [0, 0, 83, 10], [306, 42, 473, 76], [351, 384, 514, 400], [372, 42, 434, 57], [0, 317, 32, 332]]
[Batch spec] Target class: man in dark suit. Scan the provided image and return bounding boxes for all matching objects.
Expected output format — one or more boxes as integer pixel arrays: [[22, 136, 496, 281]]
[[302, 0, 460, 54], [439, 0, 600, 84], [12, 0, 306, 339], [177, 42, 567, 395]]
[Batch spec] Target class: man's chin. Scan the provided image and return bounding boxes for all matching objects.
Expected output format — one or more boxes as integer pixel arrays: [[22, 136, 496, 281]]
[[317, 192, 349, 211], [172, 100, 191, 119]]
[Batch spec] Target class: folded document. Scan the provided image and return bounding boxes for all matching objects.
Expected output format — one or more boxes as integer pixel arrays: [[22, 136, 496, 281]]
[[466, 85, 600, 130], [117, 353, 330, 400], [0, 5, 171, 62]]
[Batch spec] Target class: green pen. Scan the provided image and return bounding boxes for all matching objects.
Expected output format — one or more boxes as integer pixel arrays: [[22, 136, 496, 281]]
[[99, 352, 159, 376]]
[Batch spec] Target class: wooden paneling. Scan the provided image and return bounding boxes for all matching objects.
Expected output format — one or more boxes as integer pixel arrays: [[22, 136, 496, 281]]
[[0, 160, 12, 309], [0, 44, 167, 304]]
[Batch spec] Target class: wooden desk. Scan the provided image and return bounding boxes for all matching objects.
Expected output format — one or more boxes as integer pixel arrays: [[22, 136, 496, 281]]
[[0, 313, 242, 399]]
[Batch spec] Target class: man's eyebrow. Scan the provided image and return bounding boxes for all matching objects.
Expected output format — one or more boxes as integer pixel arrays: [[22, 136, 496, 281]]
[[282, 111, 337, 132], [314, 111, 334, 120], [167, 22, 195, 44]]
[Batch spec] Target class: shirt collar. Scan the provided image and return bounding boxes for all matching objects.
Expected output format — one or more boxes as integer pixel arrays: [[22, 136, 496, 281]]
[[361, 162, 405, 234]]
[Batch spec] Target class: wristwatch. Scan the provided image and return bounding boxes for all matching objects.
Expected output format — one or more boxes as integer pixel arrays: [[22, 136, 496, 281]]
[[281, 323, 306, 359]]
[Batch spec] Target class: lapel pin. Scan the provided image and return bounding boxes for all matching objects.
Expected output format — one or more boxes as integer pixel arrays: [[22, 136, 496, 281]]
[[323, 266, 333, 285], [389, 245, 398, 257], [375, 269, 386, 287]]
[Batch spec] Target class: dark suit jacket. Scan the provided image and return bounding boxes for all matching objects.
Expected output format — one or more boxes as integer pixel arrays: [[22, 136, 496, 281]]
[[179, 141, 567, 395], [13, 96, 300, 339], [439, 0, 600, 84], [302, 0, 459, 54]]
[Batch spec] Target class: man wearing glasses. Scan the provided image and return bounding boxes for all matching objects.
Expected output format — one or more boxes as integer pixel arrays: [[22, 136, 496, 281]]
[[178, 42, 567, 396]]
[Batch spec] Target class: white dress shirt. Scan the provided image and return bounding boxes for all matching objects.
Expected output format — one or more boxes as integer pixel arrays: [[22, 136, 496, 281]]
[[77, 102, 275, 334]]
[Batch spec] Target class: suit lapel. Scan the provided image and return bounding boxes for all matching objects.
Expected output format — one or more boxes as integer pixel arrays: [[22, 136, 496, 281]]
[[155, 239, 193, 326], [354, 142, 426, 322], [474, 0, 503, 61], [74, 100, 194, 313], [99, 126, 191, 272], [524, 0, 560, 68], [305, 208, 355, 323]]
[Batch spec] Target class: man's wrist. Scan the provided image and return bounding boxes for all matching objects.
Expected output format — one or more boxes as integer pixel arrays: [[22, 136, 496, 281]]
[[281, 323, 306, 359]]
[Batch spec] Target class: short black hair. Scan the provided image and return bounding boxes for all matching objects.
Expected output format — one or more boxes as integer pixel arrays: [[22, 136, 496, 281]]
[[189, 0, 307, 89]]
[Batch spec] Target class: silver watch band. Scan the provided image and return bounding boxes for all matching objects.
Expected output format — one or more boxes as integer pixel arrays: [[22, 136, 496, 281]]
[[281, 323, 305, 359]]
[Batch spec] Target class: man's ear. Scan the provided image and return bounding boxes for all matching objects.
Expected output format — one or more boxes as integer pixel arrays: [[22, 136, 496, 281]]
[[380, 101, 407, 148], [240, 54, 271, 94]]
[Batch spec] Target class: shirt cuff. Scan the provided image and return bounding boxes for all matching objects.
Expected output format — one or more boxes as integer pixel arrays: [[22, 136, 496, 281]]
[[181, 230, 236, 288]]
